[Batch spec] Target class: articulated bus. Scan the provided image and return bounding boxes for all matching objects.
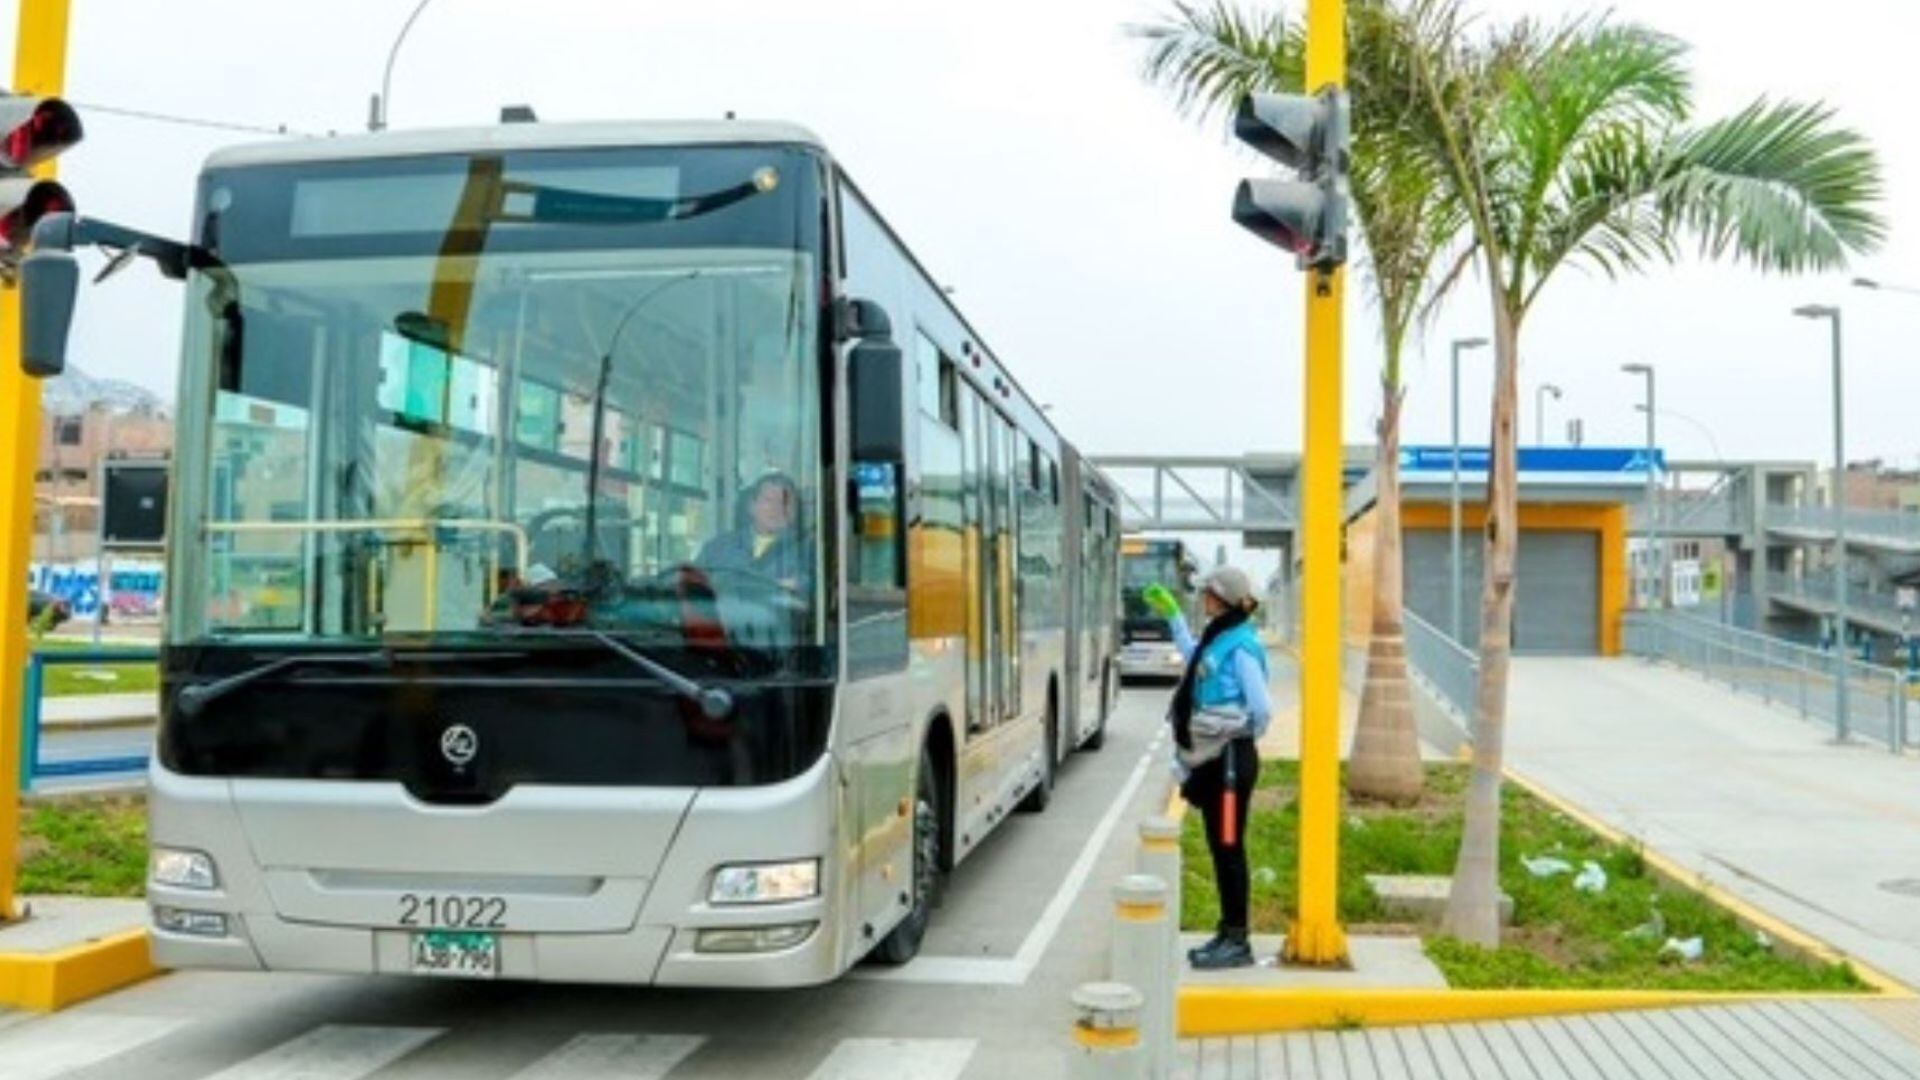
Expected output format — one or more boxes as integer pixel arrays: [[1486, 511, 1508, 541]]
[[23, 119, 1123, 986], [1117, 537, 1199, 681]]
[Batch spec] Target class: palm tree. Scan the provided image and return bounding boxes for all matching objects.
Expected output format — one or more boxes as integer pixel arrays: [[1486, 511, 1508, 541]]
[[1388, 0, 1884, 946], [1132, 0, 1471, 803]]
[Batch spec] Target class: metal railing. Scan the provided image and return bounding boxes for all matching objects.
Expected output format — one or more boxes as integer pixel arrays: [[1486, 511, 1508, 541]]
[[1765, 504, 1920, 549], [1402, 608, 1479, 724], [1623, 610, 1907, 751], [19, 646, 158, 791], [1088, 456, 1295, 533], [1772, 570, 1907, 634]]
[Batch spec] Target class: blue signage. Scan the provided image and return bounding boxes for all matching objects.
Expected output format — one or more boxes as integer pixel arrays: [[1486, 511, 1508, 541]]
[[1399, 446, 1663, 484]]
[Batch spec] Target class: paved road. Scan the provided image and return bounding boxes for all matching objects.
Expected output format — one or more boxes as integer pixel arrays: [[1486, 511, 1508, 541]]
[[1501, 657, 1920, 990], [0, 687, 1178, 1080]]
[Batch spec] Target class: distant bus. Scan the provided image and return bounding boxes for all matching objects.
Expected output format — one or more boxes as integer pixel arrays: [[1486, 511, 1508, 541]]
[[1118, 537, 1198, 680], [26, 118, 1125, 987]]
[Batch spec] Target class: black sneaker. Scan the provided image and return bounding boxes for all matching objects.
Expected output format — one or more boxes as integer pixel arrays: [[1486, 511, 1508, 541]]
[[1186, 932, 1226, 965], [1189, 933, 1254, 970]]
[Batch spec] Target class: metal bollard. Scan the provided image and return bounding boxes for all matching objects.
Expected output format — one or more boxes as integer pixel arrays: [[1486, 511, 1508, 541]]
[[1070, 981, 1146, 1080], [1111, 874, 1174, 1079]]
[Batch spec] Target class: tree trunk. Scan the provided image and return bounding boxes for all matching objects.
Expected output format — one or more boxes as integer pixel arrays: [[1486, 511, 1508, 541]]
[[1347, 379, 1423, 803], [1442, 292, 1520, 949]]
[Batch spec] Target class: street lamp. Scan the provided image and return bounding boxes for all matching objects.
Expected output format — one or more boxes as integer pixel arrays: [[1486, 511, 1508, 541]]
[[369, 0, 434, 132], [1621, 363, 1659, 609], [1794, 302, 1850, 741], [1852, 276, 1920, 297], [1534, 383, 1562, 446], [1450, 335, 1489, 642]]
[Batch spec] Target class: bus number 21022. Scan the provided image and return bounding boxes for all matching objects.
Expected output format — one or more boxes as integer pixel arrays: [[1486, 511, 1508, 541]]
[[398, 893, 507, 930]]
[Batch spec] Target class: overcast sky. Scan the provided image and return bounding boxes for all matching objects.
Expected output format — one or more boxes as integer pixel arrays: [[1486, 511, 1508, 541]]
[[10, 0, 1917, 473]]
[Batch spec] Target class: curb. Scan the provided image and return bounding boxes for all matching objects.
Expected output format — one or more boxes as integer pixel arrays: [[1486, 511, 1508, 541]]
[[1175, 986, 1879, 1037], [0, 929, 157, 1011]]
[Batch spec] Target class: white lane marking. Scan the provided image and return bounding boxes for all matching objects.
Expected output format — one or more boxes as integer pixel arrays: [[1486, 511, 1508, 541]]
[[0, 1013, 191, 1080], [860, 728, 1166, 986], [507, 1033, 706, 1079], [202, 1024, 443, 1080], [805, 1038, 977, 1080]]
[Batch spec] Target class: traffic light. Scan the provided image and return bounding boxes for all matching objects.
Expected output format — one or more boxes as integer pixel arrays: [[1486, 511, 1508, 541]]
[[0, 94, 79, 257], [1231, 87, 1349, 270]]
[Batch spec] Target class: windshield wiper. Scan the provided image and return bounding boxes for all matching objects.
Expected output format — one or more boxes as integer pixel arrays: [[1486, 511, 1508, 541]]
[[502, 627, 733, 719], [175, 650, 393, 718], [173, 648, 530, 718]]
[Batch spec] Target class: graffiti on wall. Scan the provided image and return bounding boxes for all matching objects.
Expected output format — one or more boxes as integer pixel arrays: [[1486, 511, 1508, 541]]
[[28, 562, 164, 619]]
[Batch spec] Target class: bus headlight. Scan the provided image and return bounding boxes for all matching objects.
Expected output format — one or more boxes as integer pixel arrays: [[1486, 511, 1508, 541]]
[[153, 906, 228, 937], [151, 847, 219, 890], [695, 922, 816, 954], [709, 859, 819, 905]]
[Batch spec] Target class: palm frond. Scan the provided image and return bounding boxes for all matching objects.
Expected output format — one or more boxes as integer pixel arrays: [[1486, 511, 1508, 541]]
[[1126, 1, 1303, 124], [1657, 98, 1885, 273]]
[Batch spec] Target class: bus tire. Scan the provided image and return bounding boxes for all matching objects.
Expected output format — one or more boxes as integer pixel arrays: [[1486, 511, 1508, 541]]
[[1018, 696, 1057, 814], [872, 744, 944, 965]]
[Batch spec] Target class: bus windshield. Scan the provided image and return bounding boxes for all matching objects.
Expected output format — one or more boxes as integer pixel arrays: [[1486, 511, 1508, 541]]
[[167, 145, 828, 661]]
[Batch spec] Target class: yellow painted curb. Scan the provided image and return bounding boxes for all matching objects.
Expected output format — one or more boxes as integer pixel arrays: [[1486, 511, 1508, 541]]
[[1502, 765, 1913, 998], [1175, 985, 1877, 1037], [0, 929, 157, 1011]]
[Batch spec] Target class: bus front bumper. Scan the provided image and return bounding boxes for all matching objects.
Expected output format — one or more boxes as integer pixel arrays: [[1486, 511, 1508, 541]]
[[1118, 641, 1185, 679], [145, 756, 853, 989]]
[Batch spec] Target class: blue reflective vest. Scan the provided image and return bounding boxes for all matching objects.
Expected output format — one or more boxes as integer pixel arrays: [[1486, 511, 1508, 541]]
[[1194, 623, 1270, 735]]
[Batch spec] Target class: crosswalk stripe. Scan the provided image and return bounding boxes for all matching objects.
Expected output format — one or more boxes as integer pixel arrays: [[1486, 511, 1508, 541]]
[[507, 1033, 707, 1079], [201, 1023, 443, 1080], [804, 1038, 977, 1080], [0, 1013, 191, 1080]]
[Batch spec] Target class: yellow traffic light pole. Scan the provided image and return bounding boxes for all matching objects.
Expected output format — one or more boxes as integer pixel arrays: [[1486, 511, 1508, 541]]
[[1283, 0, 1349, 966], [0, 0, 71, 923]]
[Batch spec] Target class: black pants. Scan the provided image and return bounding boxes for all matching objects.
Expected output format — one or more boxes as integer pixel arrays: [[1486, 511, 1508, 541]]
[[1182, 738, 1260, 933]]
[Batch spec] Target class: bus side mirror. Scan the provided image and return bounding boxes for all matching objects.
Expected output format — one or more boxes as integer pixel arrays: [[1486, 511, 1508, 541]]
[[848, 299, 903, 463], [20, 243, 79, 377]]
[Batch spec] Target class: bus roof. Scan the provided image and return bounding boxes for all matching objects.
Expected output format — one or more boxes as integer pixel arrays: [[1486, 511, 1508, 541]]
[[203, 119, 827, 171]]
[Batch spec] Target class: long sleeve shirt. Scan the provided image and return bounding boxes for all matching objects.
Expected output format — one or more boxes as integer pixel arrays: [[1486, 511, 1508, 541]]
[[1169, 617, 1272, 735]]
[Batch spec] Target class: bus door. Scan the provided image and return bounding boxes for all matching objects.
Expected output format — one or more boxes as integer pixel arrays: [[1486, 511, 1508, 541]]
[[961, 388, 993, 734]]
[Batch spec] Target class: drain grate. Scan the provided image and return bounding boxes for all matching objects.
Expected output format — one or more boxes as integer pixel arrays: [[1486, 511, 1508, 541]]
[[1879, 878, 1920, 897]]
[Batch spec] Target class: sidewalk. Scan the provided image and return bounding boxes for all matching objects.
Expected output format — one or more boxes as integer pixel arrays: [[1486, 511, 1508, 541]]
[[1178, 1001, 1920, 1078], [1503, 656, 1920, 991], [39, 692, 156, 729]]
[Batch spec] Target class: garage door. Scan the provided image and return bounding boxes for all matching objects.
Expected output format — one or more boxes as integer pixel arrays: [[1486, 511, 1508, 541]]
[[1401, 528, 1598, 654]]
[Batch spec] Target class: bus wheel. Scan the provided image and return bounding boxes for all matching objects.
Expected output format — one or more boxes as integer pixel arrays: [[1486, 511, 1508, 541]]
[[1018, 700, 1057, 813], [873, 745, 944, 964]]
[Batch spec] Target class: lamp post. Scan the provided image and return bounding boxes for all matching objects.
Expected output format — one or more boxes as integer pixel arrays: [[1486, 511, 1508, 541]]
[[1621, 364, 1658, 608], [369, 0, 434, 132], [1534, 383, 1562, 446], [1450, 336, 1488, 642], [1794, 303, 1849, 741]]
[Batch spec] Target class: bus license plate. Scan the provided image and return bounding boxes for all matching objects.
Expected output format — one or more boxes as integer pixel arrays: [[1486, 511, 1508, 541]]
[[409, 931, 498, 979]]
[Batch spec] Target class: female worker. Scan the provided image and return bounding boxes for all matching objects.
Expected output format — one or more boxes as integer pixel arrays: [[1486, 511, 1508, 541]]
[[1144, 566, 1271, 970]]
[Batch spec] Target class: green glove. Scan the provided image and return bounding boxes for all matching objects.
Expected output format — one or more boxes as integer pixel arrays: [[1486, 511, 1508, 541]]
[[1143, 584, 1181, 620]]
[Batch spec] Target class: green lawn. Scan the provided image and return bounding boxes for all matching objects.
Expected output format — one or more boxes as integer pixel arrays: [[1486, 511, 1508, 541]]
[[17, 795, 148, 897], [1180, 761, 1866, 992], [31, 638, 159, 698]]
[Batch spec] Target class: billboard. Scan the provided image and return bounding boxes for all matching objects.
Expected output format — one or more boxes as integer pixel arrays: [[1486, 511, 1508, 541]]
[[1399, 446, 1664, 487]]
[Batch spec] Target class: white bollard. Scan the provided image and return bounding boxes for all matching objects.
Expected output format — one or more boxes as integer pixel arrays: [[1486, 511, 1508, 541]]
[[1137, 816, 1184, 1067], [1070, 981, 1146, 1080], [1111, 874, 1174, 1080]]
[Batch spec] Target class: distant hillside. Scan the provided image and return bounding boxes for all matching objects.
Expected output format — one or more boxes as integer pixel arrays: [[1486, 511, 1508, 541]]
[[43, 366, 169, 417]]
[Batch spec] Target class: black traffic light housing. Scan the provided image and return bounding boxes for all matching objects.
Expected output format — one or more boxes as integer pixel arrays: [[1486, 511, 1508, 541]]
[[1231, 86, 1349, 270], [0, 94, 80, 257]]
